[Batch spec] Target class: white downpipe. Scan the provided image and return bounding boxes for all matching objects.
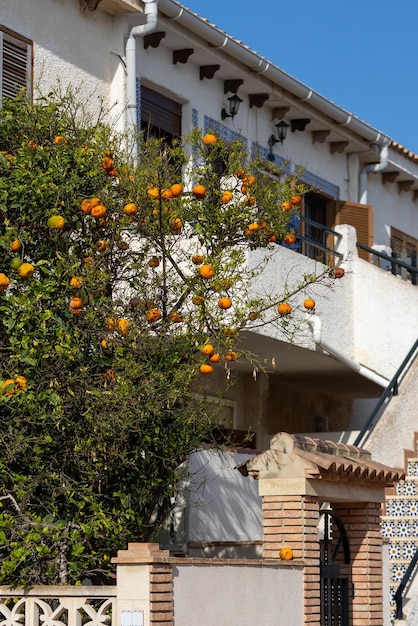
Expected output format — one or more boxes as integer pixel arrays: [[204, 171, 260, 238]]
[[126, 0, 159, 135], [359, 142, 390, 204], [306, 316, 389, 388]]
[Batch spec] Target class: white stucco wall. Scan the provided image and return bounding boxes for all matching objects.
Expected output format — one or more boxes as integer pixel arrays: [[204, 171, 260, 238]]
[[2, 0, 127, 127], [173, 562, 304, 626]]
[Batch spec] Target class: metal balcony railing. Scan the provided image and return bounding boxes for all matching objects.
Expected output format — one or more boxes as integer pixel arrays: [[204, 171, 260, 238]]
[[356, 243, 418, 285]]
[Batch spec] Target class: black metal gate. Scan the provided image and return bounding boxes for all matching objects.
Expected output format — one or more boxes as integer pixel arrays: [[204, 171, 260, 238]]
[[320, 510, 351, 626]]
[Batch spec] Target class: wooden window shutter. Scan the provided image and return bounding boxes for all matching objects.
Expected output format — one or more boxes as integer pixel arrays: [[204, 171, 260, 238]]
[[0, 28, 32, 100], [141, 86, 181, 136], [335, 201, 373, 261]]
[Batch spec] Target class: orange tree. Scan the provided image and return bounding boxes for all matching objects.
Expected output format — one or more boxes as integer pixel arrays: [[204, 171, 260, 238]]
[[0, 93, 326, 584]]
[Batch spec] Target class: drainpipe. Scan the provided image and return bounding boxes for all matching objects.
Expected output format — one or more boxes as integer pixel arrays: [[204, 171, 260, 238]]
[[126, 0, 159, 135], [359, 141, 390, 204], [306, 316, 389, 388]]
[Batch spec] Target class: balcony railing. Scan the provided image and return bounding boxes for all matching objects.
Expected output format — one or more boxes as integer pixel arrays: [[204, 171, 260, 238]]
[[356, 243, 418, 285]]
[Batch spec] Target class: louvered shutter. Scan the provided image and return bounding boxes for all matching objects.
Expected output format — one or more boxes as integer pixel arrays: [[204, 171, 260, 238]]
[[141, 86, 181, 136], [0, 30, 32, 100], [335, 201, 374, 261]]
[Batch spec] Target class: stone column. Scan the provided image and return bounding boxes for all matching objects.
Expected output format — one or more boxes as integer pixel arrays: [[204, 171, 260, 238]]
[[112, 543, 173, 626]]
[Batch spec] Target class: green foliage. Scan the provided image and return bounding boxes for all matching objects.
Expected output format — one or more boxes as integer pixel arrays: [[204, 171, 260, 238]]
[[0, 93, 307, 585]]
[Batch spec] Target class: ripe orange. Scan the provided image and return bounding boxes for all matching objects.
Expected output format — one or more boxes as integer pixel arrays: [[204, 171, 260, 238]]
[[170, 218, 183, 233], [209, 353, 221, 363], [69, 297, 83, 310], [283, 234, 296, 245], [248, 222, 259, 232], [91, 204, 107, 219], [221, 191, 233, 204], [199, 363, 214, 374], [192, 255, 204, 265], [202, 133, 217, 145], [47, 215, 65, 230], [281, 201, 292, 211], [243, 175, 256, 186], [0, 273, 11, 292], [123, 203, 138, 215], [291, 195, 302, 206], [277, 302, 292, 315], [147, 308, 162, 323], [170, 183, 183, 197], [237, 169, 246, 179], [106, 318, 117, 331], [18, 263, 35, 279], [304, 298, 315, 310], [201, 344, 215, 356], [199, 264, 214, 279], [101, 156, 114, 171], [225, 351, 237, 362], [243, 196, 255, 206], [279, 547, 294, 561], [10, 239, 21, 252], [169, 312, 183, 323], [117, 319, 130, 335], [267, 234, 277, 243], [218, 297, 232, 310], [334, 267, 345, 278], [54, 135, 65, 144], [161, 188, 173, 200], [193, 185, 206, 200], [70, 276, 84, 289], [1, 379, 18, 396], [148, 256, 160, 267], [147, 187, 159, 200]]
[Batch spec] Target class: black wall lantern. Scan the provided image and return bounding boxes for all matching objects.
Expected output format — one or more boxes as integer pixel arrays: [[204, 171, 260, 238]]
[[221, 94, 243, 120], [268, 120, 289, 150]]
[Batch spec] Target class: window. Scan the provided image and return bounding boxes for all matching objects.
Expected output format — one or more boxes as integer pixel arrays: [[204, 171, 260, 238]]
[[141, 85, 181, 143], [0, 27, 32, 100]]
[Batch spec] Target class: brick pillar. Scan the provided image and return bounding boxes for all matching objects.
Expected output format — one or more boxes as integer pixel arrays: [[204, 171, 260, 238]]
[[333, 502, 384, 626], [262, 492, 321, 625], [112, 543, 173, 626]]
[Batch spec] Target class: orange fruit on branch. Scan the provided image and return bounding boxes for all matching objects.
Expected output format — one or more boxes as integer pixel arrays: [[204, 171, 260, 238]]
[[334, 267, 345, 278], [218, 297, 232, 310], [221, 191, 233, 204], [147, 308, 162, 323], [283, 234, 296, 245], [18, 263, 35, 279], [147, 187, 160, 200], [1, 379, 18, 396], [148, 256, 160, 268], [123, 202, 138, 215], [199, 264, 214, 279], [209, 353, 221, 363], [117, 319, 130, 335], [201, 344, 215, 356], [291, 195, 302, 206], [170, 183, 183, 197], [69, 297, 83, 311], [281, 201, 292, 211], [97, 240, 109, 252], [199, 363, 214, 374], [169, 312, 183, 323], [91, 204, 107, 219], [15, 375, 26, 390], [10, 239, 21, 252], [193, 184, 206, 200], [101, 156, 114, 171], [277, 302, 292, 316], [0, 273, 11, 292], [47, 215, 65, 230], [161, 188, 173, 200], [192, 254, 204, 265], [202, 133, 217, 145], [304, 298, 315, 310], [225, 351, 237, 362], [70, 276, 84, 289]]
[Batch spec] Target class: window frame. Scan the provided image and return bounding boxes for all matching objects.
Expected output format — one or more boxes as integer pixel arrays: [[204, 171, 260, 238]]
[[0, 26, 33, 101]]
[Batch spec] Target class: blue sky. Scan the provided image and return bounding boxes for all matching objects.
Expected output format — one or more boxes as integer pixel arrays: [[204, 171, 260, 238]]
[[186, 0, 418, 153]]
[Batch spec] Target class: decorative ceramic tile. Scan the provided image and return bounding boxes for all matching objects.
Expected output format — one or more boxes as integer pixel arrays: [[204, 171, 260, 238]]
[[401, 541, 417, 559], [388, 542, 402, 559], [385, 499, 408, 516], [397, 521, 412, 537], [381, 519, 396, 537], [391, 562, 407, 583], [407, 460, 418, 476], [397, 480, 417, 496], [407, 500, 418, 515]]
